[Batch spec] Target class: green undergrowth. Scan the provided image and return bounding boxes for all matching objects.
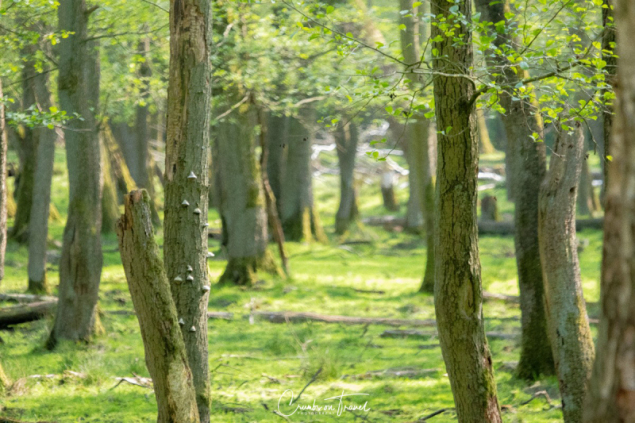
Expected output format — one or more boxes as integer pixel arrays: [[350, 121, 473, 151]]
[[0, 150, 602, 422]]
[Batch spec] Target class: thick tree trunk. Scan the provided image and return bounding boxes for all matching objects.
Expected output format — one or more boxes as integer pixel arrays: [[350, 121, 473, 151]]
[[539, 124, 594, 423], [11, 55, 38, 244], [280, 113, 326, 242], [48, 0, 103, 347], [335, 122, 359, 234], [117, 190, 199, 423], [0, 78, 9, 283], [583, 1, 635, 420], [474, 0, 554, 380], [163, 2, 212, 420], [26, 68, 56, 294], [216, 101, 278, 285], [431, 0, 502, 420], [265, 113, 287, 209]]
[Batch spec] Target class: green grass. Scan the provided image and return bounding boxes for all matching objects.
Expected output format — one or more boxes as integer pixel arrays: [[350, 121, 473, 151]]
[[0, 149, 602, 422]]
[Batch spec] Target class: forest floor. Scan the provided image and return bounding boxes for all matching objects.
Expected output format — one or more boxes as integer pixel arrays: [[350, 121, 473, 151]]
[[0, 150, 603, 422]]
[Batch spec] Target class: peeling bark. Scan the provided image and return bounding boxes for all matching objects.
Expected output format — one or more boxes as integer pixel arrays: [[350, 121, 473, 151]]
[[117, 190, 199, 423], [539, 123, 594, 423]]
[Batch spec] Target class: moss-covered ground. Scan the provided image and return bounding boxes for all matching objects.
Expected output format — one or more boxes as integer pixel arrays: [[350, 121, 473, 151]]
[[0, 151, 603, 422]]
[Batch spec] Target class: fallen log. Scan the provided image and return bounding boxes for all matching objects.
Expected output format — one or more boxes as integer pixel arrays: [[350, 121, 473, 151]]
[[380, 329, 517, 340], [362, 216, 604, 235], [0, 301, 56, 328], [342, 367, 440, 380], [248, 311, 437, 327], [0, 293, 57, 303]]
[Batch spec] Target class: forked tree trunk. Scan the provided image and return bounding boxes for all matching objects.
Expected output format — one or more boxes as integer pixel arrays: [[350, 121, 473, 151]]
[[335, 122, 359, 234], [12, 54, 38, 244], [583, 1, 635, 419], [538, 123, 594, 423], [48, 0, 103, 347], [474, 0, 554, 380], [431, 0, 502, 420], [27, 69, 56, 294], [117, 190, 199, 423], [0, 69, 8, 283], [216, 101, 278, 285], [163, 2, 212, 420], [280, 113, 326, 242]]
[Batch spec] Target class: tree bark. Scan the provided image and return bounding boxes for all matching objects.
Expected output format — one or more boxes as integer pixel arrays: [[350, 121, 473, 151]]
[[280, 112, 326, 242], [477, 110, 496, 154], [215, 100, 278, 285], [163, 1, 212, 419], [380, 169, 400, 212], [431, 0, 502, 420], [26, 67, 56, 294], [101, 133, 121, 234], [577, 158, 599, 217], [48, 0, 103, 347], [583, 1, 635, 419], [103, 122, 137, 200], [335, 122, 360, 234], [600, 0, 616, 205], [539, 123, 594, 423], [11, 54, 38, 244], [117, 190, 200, 423], [474, 0, 554, 380], [0, 65, 9, 283], [265, 113, 287, 210]]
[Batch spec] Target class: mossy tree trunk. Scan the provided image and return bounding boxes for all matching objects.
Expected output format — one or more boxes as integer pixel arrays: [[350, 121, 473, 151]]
[[474, 0, 554, 380], [48, 1, 103, 346], [27, 66, 56, 294], [117, 190, 199, 423], [431, 0, 502, 420], [584, 2, 635, 419], [335, 122, 360, 234], [538, 123, 594, 423], [0, 47, 8, 283], [163, 1, 212, 420], [280, 112, 326, 242], [216, 100, 278, 285]]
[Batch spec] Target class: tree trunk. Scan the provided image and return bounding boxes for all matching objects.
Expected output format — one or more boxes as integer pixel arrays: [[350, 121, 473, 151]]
[[600, 0, 616, 205], [216, 101, 278, 285], [26, 67, 56, 294], [538, 123, 594, 423], [0, 64, 9, 283], [163, 1, 212, 419], [265, 113, 287, 210], [474, 0, 554, 380], [380, 169, 400, 212], [431, 0, 502, 420], [480, 195, 499, 222], [11, 55, 38, 244], [117, 190, 200, 423], [113, 122, 140, 182], [101, 134, 120, 234], [335, 122, 359, 234], [48, 0, 103, 347], [103, 123, 137, 201], [280, 113, 326, 242], [477, 110, 496, 154], [583, 1, 635, 419], [0, 361, 9, 395], [577, 158, 599, 217]]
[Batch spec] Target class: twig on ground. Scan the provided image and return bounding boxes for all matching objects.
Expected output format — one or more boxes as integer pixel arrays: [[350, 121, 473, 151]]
[[291, 367, 322, 405], [416, 408, 451, 421], [520, 390, 554, 408]]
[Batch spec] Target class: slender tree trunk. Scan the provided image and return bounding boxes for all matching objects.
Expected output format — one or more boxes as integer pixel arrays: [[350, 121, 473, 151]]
[[380, 168, 400, 212], [280, 112, 326, 242], [113, 122, 140, 182], [0, 360, 9, 395], [431, 0, 502, 420], [601, 0, 616, 205], [118, 190, 200, 423], [48, 0, 103, 347], [265, 113, 287, 209], [0, 70, 8, 283], [474, 0, 554, 379], [12, 54, 38, 244], [335, 122, 359, 234], [103, 123, 137, 201], [539, 123, 594, 423], [577, 158, 600, 217], [477, 110, 496, 154], [101, 134, 120, 234], [163, 1, 212, 419], [216, 101, 278, 285], [584, 1, 635, 419], [27, 68, 56, 294]]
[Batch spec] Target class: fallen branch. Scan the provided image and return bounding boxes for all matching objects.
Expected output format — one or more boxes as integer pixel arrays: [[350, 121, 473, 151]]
[[520, 390, 553, 407], [380, 329, 517, 340], [0, 293, 56, 303], [250, 312, 437, 327], [291, 367, 322, 405], [416, 408, 451, 421], [343, 367, 439, 380], [0, 418, 58, 423]]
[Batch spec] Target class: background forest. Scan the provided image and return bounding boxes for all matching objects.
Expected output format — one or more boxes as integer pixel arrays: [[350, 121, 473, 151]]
[[0, 0, 630, 422]]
